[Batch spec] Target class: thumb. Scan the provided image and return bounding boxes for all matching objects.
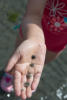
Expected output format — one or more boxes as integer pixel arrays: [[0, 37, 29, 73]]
[[5, 51, 20, 72]]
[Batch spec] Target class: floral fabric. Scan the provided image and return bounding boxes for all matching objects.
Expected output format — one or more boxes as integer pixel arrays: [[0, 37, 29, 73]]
[[42, 0, 67, 52]]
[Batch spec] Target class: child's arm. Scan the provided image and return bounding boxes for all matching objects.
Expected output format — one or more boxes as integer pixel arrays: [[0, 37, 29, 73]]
[[22, 0, 47, 43], [5, 0, 47, 99]]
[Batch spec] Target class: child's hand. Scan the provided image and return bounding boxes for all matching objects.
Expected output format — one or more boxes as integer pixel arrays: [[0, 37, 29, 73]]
[[5, 38, 46, 99]]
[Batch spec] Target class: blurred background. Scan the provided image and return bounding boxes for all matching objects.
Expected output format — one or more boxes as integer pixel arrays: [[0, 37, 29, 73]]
[[0, 0, 67, 100]]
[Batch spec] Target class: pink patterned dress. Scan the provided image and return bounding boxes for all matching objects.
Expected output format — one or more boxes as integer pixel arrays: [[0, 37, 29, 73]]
[[42, 0, 67, 52]]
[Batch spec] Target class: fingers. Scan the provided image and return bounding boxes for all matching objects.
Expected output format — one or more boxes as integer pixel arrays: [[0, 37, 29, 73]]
[[21, 75, 27, 100], [14, 70, 21, 96], [32, 73, 41, 90], [26, 73, 33, 98], [32, 65, 42, 90], [26, 64, 42, 97], [5, 51, 20, 72], [34, 65, 43, 74]]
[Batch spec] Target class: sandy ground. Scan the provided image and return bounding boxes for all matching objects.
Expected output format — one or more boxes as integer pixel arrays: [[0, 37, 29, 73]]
[[0, 0, 67, 100]]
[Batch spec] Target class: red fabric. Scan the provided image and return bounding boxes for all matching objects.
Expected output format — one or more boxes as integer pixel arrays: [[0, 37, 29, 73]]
[[42, 0, 67, 52], [19, 24, 23, 38], [19, 0, 67, 53]]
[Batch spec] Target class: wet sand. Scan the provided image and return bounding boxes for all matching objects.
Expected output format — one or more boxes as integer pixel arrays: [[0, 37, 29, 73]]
[[0, 0, 67, 100]]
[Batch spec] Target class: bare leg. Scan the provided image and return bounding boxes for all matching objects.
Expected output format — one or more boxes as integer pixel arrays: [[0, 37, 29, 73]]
[[45, 49, 63, 64]]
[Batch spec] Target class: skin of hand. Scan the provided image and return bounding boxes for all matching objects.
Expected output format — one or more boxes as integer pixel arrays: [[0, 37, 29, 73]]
[[5, 38, 46, 99], [5, 0, 47, 99]]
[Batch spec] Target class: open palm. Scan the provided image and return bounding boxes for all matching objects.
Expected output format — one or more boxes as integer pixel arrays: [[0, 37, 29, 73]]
[[5, 39, 46, 99]]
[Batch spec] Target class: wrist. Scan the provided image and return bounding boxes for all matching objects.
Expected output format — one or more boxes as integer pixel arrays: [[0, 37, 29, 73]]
[[22, 15, 45, 41], [28, 36, 45, 44]]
